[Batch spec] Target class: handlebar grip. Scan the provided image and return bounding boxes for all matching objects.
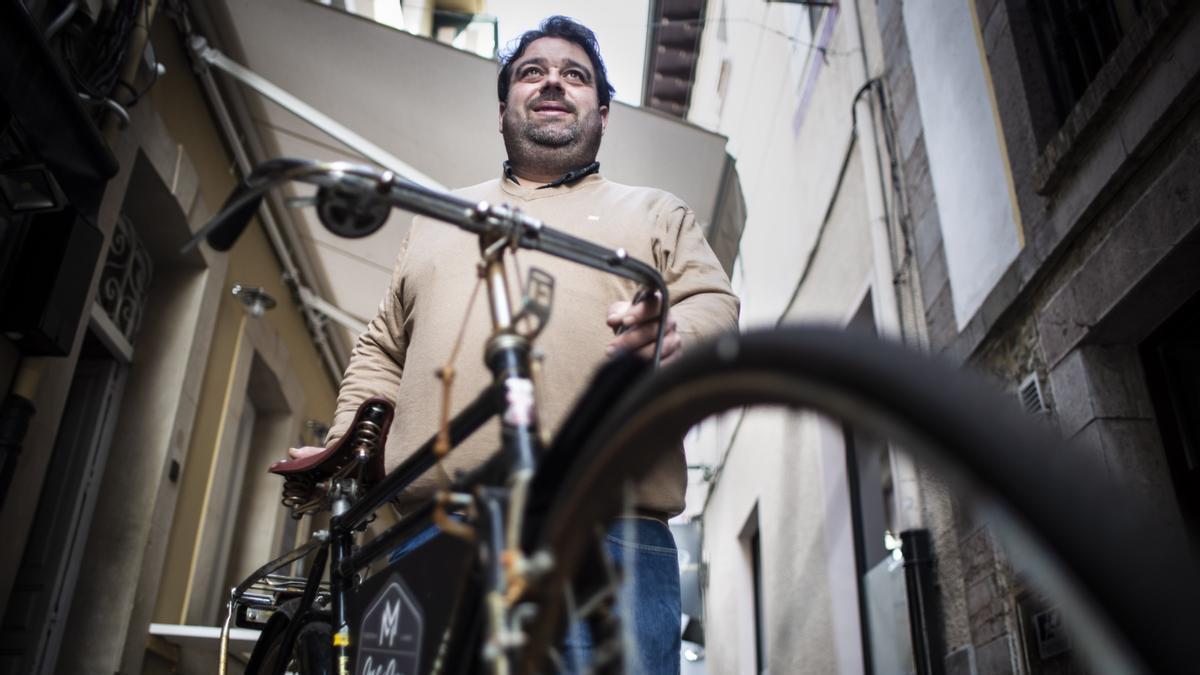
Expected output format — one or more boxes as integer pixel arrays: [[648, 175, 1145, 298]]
[[206, 182, 265, 252]]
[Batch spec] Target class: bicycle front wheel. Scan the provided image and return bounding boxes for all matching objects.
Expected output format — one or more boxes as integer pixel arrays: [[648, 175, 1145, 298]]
[[518, 326, 1199, 674]]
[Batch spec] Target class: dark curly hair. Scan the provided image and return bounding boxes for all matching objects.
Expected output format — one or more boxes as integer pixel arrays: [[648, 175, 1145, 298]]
[[497, 16, 615, 108]]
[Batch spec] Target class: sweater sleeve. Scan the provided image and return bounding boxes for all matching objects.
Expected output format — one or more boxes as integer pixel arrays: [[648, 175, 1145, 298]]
[[655, 200, 740, 344], [324, 226, 414, 448]]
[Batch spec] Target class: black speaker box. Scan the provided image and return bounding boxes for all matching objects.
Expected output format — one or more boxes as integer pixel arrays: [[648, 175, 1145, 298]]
[[0, 207, 102, 355]]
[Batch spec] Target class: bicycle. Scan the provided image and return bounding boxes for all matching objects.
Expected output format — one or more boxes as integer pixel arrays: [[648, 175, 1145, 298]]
[[187, 158, 1200, 675]]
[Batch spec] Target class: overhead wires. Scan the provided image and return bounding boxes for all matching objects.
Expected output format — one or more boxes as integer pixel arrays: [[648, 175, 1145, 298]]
[[56, 0, 140, 100], [50, 0, 161, 123]]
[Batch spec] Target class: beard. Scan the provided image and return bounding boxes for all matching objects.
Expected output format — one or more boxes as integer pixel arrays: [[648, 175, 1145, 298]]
[[502, 97, 603, 179]]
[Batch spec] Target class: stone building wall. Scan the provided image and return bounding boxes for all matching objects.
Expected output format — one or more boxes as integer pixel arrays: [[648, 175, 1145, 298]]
[[877, 0, 1200, 672]]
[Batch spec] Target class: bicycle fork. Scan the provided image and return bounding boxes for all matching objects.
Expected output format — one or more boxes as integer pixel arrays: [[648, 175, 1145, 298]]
[[479, 488, 514, 675]]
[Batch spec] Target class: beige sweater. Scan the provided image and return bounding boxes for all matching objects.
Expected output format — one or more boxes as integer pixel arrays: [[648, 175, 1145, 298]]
[[326, 172, 739, 515]]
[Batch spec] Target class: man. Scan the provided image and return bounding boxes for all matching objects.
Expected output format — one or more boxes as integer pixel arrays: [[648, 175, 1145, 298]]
[[291, 16, 738, 672]]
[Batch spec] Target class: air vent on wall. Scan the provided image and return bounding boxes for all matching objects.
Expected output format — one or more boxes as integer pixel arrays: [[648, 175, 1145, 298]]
[[1018, 373, 1048, 415]]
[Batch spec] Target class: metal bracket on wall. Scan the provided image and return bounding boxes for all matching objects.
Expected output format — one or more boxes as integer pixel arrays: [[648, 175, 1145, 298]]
[[187, 37, 446, 192], [296, 285, 368, 336]]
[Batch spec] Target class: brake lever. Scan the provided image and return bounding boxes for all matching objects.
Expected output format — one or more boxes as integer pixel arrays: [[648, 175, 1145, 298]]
[[512, 267, 555, 341], [615, 286, 657, 336]]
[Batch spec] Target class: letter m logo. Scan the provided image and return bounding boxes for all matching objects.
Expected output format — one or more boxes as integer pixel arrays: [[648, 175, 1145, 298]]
[[357, 575, 423, 674], [379, 600, 401, 647]]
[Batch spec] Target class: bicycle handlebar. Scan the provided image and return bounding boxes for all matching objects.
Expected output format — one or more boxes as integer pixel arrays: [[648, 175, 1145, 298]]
[[181, 158, 670, 365]]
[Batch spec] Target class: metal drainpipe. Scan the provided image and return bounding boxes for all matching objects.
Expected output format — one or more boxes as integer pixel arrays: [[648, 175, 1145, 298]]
[[845, 0, 924, 533], [847, 1, 942, 674], [190, 49, 346, 386], [901, 529, 944, 675]]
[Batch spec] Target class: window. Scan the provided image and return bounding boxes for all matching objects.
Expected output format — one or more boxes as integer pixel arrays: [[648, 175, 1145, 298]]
[[751, 528, 766, 673], [1141, 291, 1200, 537], [740, 506, 767, 673], [1026, 0, 1144, 131]]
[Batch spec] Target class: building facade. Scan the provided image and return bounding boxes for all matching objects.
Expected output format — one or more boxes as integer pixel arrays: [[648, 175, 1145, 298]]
[[888, 0, 1199, 672], [683, 0, 919, 672], [0, 3, 347, 674], [687, 0, 1198, 673]]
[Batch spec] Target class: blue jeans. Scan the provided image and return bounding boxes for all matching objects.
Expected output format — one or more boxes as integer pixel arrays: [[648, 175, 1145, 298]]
[[388, 516, 681, 674], [563, 517, 682, 675]]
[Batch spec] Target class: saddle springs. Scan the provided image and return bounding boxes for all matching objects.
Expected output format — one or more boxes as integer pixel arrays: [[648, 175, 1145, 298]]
[[279, 401, 391, 518]]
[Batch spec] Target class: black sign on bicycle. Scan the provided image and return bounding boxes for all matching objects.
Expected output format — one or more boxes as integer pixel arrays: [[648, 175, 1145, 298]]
[[356, 574, 423, 675]]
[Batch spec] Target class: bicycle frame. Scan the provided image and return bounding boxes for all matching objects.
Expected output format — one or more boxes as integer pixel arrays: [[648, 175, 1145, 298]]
[[207, 159, 670, 675]]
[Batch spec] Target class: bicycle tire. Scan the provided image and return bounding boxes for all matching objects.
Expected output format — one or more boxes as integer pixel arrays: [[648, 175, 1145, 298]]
[[518, 326, 1199, 674], [245, 598, 333, 675]]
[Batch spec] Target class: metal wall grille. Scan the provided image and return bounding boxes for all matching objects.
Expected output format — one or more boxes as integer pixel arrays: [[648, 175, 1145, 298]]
[[97, 214, 152, 344]]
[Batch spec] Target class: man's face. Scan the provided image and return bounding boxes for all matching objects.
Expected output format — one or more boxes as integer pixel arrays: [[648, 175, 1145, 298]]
[[500, 37, 608, 163]]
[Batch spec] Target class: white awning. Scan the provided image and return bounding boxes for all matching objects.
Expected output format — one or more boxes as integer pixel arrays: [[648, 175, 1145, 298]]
[[199, 0, 733, 344]]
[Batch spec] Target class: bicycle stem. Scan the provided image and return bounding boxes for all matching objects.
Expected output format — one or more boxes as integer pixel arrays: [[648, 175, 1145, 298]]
[[482, 256, 515, 331]]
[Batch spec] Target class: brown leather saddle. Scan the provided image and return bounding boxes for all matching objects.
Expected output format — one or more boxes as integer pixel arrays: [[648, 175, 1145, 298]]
[[269, 397, 395, 514]]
